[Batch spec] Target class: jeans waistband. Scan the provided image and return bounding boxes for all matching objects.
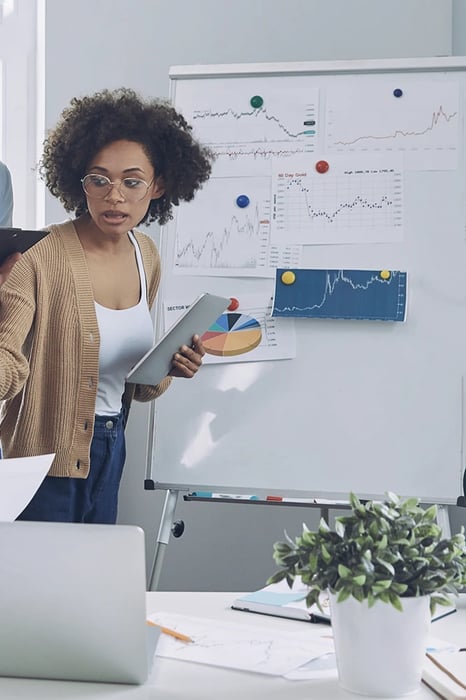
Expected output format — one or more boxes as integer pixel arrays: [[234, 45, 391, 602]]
[[94, 406, 126, 427]]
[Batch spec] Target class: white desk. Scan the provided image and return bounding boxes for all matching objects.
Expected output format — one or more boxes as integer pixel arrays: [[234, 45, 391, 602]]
[[0, 592, 464, 699]]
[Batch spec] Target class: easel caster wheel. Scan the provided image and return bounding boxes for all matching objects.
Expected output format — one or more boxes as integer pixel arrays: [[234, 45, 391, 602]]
[[171, 520, 185, 538]]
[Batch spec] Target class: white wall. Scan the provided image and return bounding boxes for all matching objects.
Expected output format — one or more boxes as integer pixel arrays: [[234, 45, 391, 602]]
[[453, 0, 466, 54], [44, 0, 463, 592]]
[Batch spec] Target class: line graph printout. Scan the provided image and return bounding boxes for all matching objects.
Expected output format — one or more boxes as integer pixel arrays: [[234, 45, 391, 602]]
[[150, 612, 334, 676], [325, 81, 460, 170], [270, 155, 403, 246], [173, 76, 319, 174], [165, 294, 296, 363], [272, 268, 407, 321], [174, 176, 302, 277]]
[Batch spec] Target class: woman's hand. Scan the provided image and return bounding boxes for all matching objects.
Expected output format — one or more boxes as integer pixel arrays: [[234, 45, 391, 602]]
[[169, 334, 205, 379], [0, 252, 21, 288]]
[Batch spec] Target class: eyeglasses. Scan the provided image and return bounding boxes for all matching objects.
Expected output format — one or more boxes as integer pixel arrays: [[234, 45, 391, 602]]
[[81, 174, 154, 202]]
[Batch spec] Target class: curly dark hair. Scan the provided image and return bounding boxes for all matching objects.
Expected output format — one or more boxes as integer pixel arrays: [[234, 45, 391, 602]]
[[40, 87, 214, 226]]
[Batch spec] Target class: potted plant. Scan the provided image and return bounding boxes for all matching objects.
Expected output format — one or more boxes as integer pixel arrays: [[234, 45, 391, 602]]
[[268, 492, 466, 697]]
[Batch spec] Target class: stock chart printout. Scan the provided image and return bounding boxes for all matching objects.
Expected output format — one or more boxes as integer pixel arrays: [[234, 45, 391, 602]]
[[270, 154, 403, 246], [272, 268, 407, 322], [325, 81, 459, 171], [170, 76, 459, 279]]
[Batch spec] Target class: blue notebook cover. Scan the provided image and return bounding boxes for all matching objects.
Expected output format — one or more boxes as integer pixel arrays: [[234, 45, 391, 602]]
[[231, 578, 331, 624]]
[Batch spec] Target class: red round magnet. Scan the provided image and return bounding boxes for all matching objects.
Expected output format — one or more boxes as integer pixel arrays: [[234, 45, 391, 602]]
[[315, 160, 329, 174], [228, 297, 239, 311]]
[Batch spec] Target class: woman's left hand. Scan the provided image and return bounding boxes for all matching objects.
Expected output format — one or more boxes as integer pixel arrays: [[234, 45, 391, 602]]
[[169, 334, 205, 379]]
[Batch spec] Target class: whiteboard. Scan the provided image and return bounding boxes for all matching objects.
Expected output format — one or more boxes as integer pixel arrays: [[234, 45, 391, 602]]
[[147, 57, 466, 504]]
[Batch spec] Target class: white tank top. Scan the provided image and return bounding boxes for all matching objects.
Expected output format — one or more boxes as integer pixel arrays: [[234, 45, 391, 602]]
[[94, 231, 154, 416]]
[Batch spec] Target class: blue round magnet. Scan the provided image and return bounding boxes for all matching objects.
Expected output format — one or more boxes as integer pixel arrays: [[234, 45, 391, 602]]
[[236, 194, 250, 208], [393, 88, 403, 98]]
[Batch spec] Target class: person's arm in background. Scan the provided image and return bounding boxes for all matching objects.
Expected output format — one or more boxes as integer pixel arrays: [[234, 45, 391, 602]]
[[0, 162, 18, 287], [0, 161, 13, 227]]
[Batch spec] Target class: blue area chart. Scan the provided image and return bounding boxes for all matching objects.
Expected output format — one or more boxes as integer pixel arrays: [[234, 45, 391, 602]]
[[272, 268, 407, 322]]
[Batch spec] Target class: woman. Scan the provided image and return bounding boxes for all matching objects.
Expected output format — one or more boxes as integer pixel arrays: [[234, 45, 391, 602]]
[[0, 88, 213, 523]]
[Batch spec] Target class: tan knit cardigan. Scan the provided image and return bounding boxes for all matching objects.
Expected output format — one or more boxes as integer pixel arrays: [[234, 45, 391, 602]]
[[0, 221, 171, 477]]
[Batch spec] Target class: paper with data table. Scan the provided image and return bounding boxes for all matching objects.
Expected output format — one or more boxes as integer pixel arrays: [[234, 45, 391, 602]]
[[150, 612, 334, 676], [0, 453, 55, 520]]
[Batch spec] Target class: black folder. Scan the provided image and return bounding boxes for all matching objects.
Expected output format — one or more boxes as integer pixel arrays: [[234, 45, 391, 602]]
[[0, 227, 49, 265]]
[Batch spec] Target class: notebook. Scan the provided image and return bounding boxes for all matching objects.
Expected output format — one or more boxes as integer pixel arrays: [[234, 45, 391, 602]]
[[232, 577, 456, 625], [231, 577, 331, 623], [0, 521, 159, 684], [423, 651, 466, 699], [126, 292, 230, 386]]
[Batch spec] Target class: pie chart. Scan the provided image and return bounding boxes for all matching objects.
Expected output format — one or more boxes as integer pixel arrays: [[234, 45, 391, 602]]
[[201, 312, 262, 357]]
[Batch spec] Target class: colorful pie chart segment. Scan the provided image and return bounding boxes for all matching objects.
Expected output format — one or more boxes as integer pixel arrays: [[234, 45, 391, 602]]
[[201, 312, 262, 357]]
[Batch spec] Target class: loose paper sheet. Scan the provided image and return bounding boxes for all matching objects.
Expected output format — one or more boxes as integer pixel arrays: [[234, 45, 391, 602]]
[[285, 635, 458, 681], [150, 612, 333, 676], [0, 453, 55, 520]]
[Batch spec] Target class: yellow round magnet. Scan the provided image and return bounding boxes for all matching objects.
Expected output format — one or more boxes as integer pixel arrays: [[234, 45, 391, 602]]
[[380, 270, 391, 280], [281, 270, 296, 285]]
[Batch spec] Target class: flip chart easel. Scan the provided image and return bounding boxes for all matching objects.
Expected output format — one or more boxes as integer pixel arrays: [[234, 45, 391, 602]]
[[144, 56, 466, 588], [148, 491, 347, 591], [147, 491, 453, 591]]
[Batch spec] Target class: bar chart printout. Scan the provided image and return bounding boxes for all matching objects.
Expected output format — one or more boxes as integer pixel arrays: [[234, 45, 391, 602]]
[[272, 268, 407, 321]]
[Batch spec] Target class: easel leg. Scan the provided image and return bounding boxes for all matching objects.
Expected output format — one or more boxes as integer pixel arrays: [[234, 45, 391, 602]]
[[436, 504, 452, 538], [148, 489, 179, 591], [319, 506, 330, 524]]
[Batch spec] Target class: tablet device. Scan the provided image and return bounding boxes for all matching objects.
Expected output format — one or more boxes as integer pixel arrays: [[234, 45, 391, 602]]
[[0, 227, 49, 264], [126, 292, 231, 385]]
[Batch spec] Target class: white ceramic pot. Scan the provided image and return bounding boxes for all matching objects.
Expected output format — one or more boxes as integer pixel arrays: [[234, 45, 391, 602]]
[[329, 592, 431, 697]]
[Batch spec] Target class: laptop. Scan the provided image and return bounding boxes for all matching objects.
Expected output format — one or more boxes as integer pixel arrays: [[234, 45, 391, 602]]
[[0, 521, 159, 684]]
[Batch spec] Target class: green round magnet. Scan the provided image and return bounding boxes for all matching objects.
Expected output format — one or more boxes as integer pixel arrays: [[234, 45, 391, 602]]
[[250, 95, 264, 109]]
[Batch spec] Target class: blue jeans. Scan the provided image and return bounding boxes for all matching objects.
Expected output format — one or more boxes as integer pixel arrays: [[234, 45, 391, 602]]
[[17, 410, 127, 524]]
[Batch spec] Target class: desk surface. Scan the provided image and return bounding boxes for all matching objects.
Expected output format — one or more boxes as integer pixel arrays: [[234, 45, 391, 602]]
[[0, 592, 465, 699]]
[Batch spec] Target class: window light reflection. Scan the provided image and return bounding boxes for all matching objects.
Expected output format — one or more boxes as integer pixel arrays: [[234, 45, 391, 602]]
[[180, 411, 215, 468], [216, 362, 263, 392]]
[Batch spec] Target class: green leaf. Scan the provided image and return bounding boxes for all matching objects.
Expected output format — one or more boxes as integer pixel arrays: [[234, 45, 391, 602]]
[[375, 558, 395, 576], [338, 564, 352, 579], [388, 592, 403, 612], [321, 545, 332, 563], [402, 496, 418, 508], [267, 571, 287, 585], [372, 580, 392, 593], [424, 504, 438, 522], [336, 588, 351, 603], [335, 520, 345, 538]]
